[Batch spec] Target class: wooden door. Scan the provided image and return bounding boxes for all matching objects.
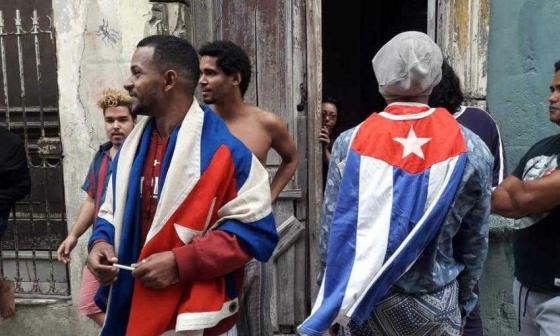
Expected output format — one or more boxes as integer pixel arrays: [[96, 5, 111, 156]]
[[218, 2, 309, 333], [432, 0, 490, 107], [148, 1, 320, 334]]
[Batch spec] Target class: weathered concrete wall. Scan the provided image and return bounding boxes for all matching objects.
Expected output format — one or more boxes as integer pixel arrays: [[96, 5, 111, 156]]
[[479, 220, 518, 336], [55, 0, 150, 308], [2, 1, 151, 334], [483, 1, 560, 335]]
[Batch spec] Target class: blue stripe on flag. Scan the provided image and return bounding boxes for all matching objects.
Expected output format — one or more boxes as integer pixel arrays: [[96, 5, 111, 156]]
[[350, 154, 467, 324], [100, 120, 155, 336], [299, 149, 361, 336], [219, 213, 278, 262], [385, 168, 429, 258], [88, 217, 115, 251]]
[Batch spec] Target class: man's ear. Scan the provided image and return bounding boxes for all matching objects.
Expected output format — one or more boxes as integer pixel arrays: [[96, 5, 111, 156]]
[[232, 72, 242, 87], [163, 70, 179, 92]]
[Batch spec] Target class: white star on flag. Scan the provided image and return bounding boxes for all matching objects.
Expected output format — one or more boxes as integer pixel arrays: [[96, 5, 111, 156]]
[[393, 126, 431, 159]]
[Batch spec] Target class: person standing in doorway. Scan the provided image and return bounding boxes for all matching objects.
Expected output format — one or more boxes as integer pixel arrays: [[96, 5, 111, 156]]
[[320, 97, 340, 164], [0, 126, 30, 321], [56, 88, 135, 326], [198, 40, 298, 336], [320, 98, 341, 187]]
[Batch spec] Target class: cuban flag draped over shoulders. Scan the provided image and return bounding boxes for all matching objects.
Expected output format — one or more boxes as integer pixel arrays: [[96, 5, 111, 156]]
[[89, 100, 277, 336], [299, 103, 467, 336]]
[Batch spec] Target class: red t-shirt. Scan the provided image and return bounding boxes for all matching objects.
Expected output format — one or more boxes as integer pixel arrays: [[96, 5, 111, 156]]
[[139, 129, 251, 336], [140, 131, 169, 245]]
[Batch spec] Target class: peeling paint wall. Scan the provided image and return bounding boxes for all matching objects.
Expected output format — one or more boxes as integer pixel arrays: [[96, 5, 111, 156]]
[[438, 0, 490, 104], [1, 1, 151, 334], [54, 0, 150, 303]]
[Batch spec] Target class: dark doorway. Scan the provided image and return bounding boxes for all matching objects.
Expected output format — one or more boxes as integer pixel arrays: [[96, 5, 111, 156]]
[[322, 0, 429, 133]]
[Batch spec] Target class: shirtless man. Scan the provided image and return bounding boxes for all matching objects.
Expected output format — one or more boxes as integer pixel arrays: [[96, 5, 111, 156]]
[[198, 40, 298, 336], [198, 40, 298, 202]]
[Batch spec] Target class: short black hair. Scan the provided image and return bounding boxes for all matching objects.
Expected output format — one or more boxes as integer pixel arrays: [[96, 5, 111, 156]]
[[199, 41, 252, 97], [429, 59, 464, 114], [555, 60, 560, 73], [322, 96, 340, 113], [137, 35, 200, 92]]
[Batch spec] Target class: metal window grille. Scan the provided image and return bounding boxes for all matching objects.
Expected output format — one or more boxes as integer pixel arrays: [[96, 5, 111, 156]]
[[0, 3, 69, 298]]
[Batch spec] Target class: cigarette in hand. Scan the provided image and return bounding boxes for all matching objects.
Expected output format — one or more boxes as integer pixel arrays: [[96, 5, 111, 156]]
[[113, 263, 135, 271]]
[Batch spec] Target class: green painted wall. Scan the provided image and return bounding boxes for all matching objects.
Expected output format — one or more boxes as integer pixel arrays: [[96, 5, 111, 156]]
[[483, 0, 560, 335], [488, 0, 560, 168]]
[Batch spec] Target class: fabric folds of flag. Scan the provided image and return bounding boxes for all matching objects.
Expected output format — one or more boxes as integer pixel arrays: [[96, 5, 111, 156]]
[[299, 104, 467, 336], [89, 100, 278, 336]]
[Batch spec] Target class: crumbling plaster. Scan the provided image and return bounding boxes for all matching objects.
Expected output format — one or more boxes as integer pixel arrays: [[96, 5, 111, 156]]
[[0, 1, 155, 335]]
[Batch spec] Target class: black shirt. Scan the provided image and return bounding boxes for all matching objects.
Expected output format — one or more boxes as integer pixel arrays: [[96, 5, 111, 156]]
[[512, 133, 560, 293], [0, 127, 30, 218]]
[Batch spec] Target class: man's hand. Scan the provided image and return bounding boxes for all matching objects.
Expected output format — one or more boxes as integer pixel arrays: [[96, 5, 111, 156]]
[[320, 126, 333, 162], [131, 251, 179, 289], [87, 241, 118, 286], [56, 234, 78, 263]]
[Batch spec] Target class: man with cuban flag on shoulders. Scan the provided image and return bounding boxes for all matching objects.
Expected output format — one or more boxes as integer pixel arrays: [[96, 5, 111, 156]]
[[300, 32, 493, 336], [86, 35, 278, 336]]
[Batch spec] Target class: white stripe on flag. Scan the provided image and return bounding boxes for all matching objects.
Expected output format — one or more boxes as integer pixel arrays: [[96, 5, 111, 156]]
[[334, 157, 393, 324], [425, 159, 454, 210]]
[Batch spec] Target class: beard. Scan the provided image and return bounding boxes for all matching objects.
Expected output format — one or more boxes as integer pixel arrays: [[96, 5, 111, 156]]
[[131, 97, 155, 116], [200, 93, 217, 105], [130, 89, 159, 116], [133, 104, 150, 116]]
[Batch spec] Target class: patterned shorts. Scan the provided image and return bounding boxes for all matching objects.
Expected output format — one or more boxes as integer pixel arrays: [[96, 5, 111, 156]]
[[342, 280, 462, 336]]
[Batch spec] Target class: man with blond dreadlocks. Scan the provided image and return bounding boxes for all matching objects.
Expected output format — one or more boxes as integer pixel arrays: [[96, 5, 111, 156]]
[[56, 89, 135, 325]]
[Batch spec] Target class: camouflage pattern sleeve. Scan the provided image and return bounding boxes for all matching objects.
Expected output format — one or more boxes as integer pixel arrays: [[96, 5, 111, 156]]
[[318, 128, 355, 284], [454, 130, 493, 317]]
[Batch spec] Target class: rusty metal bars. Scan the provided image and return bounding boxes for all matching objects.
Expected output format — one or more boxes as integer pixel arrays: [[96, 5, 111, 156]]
[[0, 11, 10, 129], [15, 8, 41, 295], [0, 7, 69, 298]]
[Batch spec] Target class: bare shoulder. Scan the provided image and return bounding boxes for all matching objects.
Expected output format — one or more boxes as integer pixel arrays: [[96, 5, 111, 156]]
[[249, 106, 287, 133]]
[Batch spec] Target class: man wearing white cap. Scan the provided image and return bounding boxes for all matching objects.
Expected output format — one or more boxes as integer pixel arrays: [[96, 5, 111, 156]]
[[300, 32, 493, 336]]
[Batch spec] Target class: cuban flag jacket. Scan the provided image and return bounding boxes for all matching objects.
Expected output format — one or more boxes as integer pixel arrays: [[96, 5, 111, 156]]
[[89, 99, 278, 336], [299, 103, 468, 335]]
